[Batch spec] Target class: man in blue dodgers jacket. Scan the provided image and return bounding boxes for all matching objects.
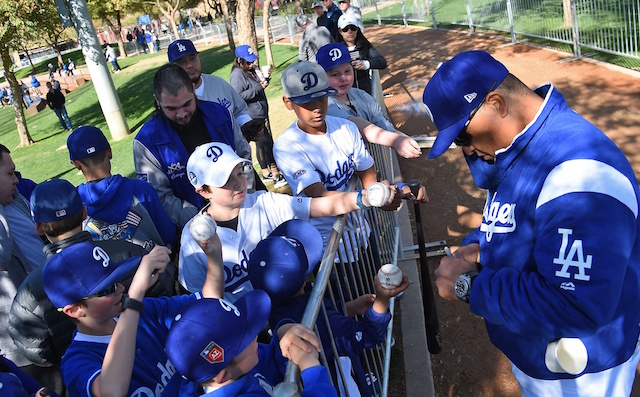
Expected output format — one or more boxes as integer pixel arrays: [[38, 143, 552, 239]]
[[134, 64, 254, 229], [424, 50, 640, 396]]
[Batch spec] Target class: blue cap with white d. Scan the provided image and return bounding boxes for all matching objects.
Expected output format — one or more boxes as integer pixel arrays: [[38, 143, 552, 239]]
[[248, 219, 323, 302], [165, 290, 271, 383], [317, 42, 352, 72], [168, 39, 198, 63], [235, 44, 258, 63], [30, 179, 83, 223], [67, 126, 110, 160], [281, 61, 338, 104], [422, 50, 508, 159]]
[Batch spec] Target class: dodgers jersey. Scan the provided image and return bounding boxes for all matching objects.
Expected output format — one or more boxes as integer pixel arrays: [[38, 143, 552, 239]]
[[61, 294, 199, 397], [179, 191, 311, 301], [273, 116, 375, 262], [467, 84, 640, 379]]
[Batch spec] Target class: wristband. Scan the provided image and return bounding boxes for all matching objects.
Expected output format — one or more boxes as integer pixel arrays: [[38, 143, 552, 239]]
[[120, 294, 144, 313], [356, 190, 370, 210]]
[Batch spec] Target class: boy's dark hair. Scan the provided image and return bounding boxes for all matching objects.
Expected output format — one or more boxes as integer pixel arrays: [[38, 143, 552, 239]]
[[39, 211, 84, 237], [0, 144, 10, 166], [75, 148, 109, 168], [153, 63, 193, 101]]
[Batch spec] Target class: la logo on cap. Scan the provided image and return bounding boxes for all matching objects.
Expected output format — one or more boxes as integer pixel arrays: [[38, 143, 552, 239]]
[[329, 48, 342, 61], [177, 43, 186, 52], [248, 47, 255, 55], [201, 341, 224, 364]]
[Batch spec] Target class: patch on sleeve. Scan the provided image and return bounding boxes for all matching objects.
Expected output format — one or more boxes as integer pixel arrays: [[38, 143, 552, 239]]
[[136, 173, 148, 182], [293, 170, 306, 180]]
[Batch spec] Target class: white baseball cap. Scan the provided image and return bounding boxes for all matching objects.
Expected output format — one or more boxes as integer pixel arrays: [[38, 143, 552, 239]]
[[187, 143, 250, 188], [338, 14, 359, 29]]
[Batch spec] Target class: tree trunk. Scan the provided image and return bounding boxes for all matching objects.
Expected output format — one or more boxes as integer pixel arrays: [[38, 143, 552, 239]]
[[236, 0, 258, 54], [115, 10, 127, 58], [55, 44, 63, 64], [562, 0, 572, 28], [156, 0, 182, 40], [262, 1, 273, 68], [0, 47, 33, 147], [220, 0, 236, 52], [20, 45, 36, 75]]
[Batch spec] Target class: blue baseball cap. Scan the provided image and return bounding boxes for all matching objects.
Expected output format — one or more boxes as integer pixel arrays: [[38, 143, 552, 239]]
[[168, 39, 198, 63], [248, 219, 323, 302], [281, 61, 337, 104], [317, 42, 352, 72], [42, 241, 141, 308], [67, 126, 110, 160], [235, 45, 258, 63], [165, 290, 271, 383], [30, 179, 83, 223], [422, 50, 508, 159]]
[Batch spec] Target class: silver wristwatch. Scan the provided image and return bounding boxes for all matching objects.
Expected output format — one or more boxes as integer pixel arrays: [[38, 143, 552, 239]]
[[455, 271, 479, 303]]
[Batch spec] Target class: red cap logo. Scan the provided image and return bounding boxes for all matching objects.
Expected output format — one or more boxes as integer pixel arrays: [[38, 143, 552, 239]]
[[201, 341, 224, 364]]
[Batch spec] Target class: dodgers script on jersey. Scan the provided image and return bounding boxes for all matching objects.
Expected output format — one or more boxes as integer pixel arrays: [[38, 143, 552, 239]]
[[467, 85, 640, 380], [273, 116, 375, 262]]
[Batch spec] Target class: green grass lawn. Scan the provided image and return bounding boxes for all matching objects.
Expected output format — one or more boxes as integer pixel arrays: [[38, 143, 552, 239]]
[[1, 43, 299, 186]]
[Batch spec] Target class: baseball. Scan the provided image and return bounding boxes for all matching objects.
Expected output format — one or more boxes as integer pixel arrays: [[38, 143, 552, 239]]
[[367, 182, 391, 207], [189, 214, 217, 241], [377, 264, 403, 289], [555, 338, 588, 375]]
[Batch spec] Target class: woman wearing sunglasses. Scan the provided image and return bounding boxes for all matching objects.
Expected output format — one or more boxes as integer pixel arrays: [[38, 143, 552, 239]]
[[336, 13, 387, 95]]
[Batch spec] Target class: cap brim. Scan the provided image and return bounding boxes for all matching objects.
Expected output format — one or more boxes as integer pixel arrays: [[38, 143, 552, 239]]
[[288, 87, 338, 105], [86, 256, 141, 298], [427, 116, 467, 159], [271, 220, 323, 274], [211, 159, 250, 188]]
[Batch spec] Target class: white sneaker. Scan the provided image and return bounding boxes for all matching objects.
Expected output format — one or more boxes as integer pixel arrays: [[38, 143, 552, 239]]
[[273, 174, 288, 188]]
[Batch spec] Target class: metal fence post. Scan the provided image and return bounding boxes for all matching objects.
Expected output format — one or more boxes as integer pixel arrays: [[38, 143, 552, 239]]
[[400, 0, 408, 26], [375, 0, 382, 25], [506, 0, 516, 44], [465, 0, 475, 34], [570, 0, 581, 59], [429, 0, 437, 29]]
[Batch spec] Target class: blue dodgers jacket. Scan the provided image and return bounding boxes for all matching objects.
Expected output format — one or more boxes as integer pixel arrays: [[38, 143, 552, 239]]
[[135, 101, 237, 210], [468, 84, 640, 379], [77, 175, 176, 248]]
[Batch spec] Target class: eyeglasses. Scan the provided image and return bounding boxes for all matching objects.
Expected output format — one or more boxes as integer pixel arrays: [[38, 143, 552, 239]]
[[454, 81, 497, 146], [341, 25, 358, 33], [84, 283, 119, 299]]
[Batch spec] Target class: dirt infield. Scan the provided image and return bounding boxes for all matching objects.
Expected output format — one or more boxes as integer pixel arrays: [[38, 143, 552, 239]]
[[366, 25, 640, 396]]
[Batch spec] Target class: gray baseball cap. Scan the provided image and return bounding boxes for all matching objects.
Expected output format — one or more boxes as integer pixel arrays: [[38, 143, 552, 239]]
[[312, 1, 323, 7], [281, 61, 337, 104]]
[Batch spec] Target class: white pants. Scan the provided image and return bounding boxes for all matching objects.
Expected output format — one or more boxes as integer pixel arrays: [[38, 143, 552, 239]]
[[512, 338, 640, 397]]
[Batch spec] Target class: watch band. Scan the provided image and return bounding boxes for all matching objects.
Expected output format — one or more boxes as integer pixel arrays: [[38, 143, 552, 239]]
[[121, 294, 144, 313], [356, 190, 370, 210]]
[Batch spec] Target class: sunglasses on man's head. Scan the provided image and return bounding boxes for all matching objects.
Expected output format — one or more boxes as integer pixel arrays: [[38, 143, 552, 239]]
[[341, 25, 358, 33], [84, 282, 119, 299]]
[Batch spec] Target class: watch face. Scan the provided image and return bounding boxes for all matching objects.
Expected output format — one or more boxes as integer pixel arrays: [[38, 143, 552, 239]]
[[455, 277, 469, 300]]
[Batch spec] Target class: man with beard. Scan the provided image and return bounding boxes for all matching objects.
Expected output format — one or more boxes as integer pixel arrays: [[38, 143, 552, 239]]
[[133, 64, 254, 229]]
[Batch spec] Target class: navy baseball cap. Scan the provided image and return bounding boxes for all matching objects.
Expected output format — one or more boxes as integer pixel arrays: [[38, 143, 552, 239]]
[[281, 61, 337, 104], [42, 241, 140, 308], [165, 290, 271, 383], [317, 42, 352, 72], [30, 179, 83, 223], [422, 50, 508, 159], [235, 45, 258, 63], [248, 219, 323, 302], [168, 39, 198, 63], [67, 126, 110, 160]]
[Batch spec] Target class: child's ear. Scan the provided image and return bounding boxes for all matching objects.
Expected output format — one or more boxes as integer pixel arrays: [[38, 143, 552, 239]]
[[282, 96, 294, 111], [214, 368, 233, 384], [63, 303, 85, 319], [70, 160, 82, 170], [34, 223, 46, 236]]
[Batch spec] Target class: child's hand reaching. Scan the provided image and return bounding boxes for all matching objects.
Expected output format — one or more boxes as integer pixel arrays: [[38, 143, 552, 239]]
[[129, 246, 171, 299], [345, 294, 375, 317], [277, 324, 322, 370], [372, 273, 411, 314]]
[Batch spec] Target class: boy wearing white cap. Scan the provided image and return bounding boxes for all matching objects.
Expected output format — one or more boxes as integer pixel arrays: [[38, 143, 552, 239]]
[[178, 141, 388, 300]]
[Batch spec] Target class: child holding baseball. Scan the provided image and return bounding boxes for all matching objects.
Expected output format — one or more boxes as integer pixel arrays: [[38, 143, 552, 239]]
[[247, 219, 409, 396], [178, 141, 394, 301], [165, 290, 337, 396]]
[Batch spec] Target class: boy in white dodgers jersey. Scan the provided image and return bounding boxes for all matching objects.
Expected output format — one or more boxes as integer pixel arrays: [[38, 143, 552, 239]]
[[165, 290, 338, 396], [41, 235, 226, 397], [178, 141, 391, 301], [272, 61, 427, 265]]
